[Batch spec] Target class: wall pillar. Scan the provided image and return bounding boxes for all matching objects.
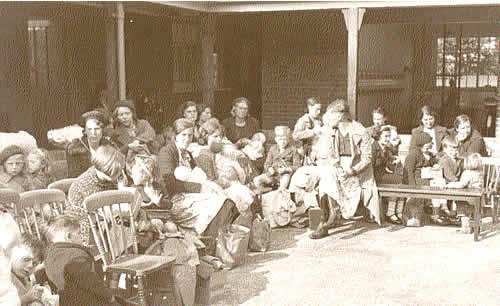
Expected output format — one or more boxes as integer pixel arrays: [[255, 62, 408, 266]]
[[104, 5, 118, 107], [496, 77, 500, 153], [200, 13, 216, 107], [342, 7, 365, 120], [116, 2, 126, 100]]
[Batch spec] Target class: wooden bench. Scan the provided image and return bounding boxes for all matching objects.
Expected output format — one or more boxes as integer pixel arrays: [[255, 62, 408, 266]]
[[378, 184, 486, 241]]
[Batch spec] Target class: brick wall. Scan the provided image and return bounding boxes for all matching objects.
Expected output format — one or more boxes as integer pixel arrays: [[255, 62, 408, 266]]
[[260, 13, 415, 131], [260, 12, 347, 129]]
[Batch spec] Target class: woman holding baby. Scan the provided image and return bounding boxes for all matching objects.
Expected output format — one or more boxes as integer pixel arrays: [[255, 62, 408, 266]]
[[157, 118, 239, 247]]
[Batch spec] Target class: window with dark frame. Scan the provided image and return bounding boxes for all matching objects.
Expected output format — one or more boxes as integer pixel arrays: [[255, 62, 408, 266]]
[[436, 35, 498, 88]]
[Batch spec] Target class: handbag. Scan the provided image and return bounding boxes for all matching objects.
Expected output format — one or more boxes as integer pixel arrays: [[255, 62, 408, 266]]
[[261, 190, 296, 228], [215, 225, 250, 269], [249, 215, 271, 252]]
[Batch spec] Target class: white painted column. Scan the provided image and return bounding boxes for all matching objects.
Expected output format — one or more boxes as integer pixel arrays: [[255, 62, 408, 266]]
[[116, 2, 126, 100], [342, 7, 365, 120]]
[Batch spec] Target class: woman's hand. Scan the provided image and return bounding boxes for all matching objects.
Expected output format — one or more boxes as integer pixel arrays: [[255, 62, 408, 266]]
[[267, 167, 276, 176], [456, 131, 468, 142], [144, 184, 162, 204], [23, 285, 44, 304], [236, 138, 252, 148], [128, 140, 143, 151]]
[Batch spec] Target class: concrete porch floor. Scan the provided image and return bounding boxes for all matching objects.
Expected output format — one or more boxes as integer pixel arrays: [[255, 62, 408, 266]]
[[209, 220, 499, 305]]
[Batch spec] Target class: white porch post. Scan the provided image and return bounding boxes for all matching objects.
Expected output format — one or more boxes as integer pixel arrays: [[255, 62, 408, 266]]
[[116, 2, 126, 100], [342, 7, 365, 120]]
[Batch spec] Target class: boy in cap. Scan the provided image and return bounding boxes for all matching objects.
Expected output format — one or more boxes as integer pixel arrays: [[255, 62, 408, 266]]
[[253, 126, 301, 192]]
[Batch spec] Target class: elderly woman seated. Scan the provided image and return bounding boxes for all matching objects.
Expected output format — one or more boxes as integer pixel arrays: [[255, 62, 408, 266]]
[[222, 97, 261, 149], [290, 99, 381, 239]]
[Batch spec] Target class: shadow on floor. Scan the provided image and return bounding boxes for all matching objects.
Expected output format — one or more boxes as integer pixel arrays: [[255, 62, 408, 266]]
[[209, 226, 306, 304], [268, 227, 307, 251], [326, 217, 390, 240], [209, 251, 288, 304]]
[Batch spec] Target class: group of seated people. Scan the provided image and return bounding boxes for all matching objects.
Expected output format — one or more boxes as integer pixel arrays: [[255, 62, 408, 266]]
[[0, 95, 490, 305]]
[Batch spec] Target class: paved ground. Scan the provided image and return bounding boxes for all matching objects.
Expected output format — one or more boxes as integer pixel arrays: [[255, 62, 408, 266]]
[[209, 220, 499, 305]]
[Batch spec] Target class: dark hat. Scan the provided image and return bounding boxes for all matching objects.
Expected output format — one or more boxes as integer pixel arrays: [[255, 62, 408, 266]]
[[114, 99, 136, 113], [0, 145, 24, 165], [81, 110, 109, 127], [414, 132, 433, 148]]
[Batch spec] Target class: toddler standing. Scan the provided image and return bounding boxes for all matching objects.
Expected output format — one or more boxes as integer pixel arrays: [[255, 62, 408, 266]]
[[446, 153, 483, 230]]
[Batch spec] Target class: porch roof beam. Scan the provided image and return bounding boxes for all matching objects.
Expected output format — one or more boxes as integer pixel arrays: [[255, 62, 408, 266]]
[[158, 1, 499, 13]]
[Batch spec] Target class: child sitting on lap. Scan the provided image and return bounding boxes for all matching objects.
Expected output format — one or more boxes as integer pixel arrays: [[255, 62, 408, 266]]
[[254, 126, 301, 191], [44, 215, 121, 305]]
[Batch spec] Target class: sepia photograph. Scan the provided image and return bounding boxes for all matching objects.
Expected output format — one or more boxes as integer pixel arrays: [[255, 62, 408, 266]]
[[0, 1, 498, 305]]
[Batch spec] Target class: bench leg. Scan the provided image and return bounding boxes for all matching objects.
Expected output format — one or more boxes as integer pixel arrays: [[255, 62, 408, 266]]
[[473, 198, 481, 241]]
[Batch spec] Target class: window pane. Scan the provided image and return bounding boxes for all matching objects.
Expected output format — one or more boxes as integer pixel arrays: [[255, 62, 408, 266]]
[[437, 38, 444, 75], [445, 37, 457, 76], [460, 37, 479, 84], [479, 36, 498, 78], [436, 76, 443, 87]]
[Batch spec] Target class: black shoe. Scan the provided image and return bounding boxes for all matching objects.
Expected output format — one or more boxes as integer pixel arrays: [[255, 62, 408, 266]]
[[310, 224, 329, 239]]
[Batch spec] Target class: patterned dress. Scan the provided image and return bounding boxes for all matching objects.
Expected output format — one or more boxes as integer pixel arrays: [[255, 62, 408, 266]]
[[67, 167, 116, 245]]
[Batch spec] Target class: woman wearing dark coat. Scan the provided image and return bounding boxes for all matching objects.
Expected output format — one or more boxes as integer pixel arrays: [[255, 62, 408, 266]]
[[222, 97, 260, 147], [409, 105, 449, 154], [110, 99, 156, 154], [66, 110, 116, 178]]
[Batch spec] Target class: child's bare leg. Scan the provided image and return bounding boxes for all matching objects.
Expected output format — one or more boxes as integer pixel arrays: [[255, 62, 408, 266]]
[[396, 198, 405, 220], [386, 198, 399, 223], [431, 199, 449, 225]]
